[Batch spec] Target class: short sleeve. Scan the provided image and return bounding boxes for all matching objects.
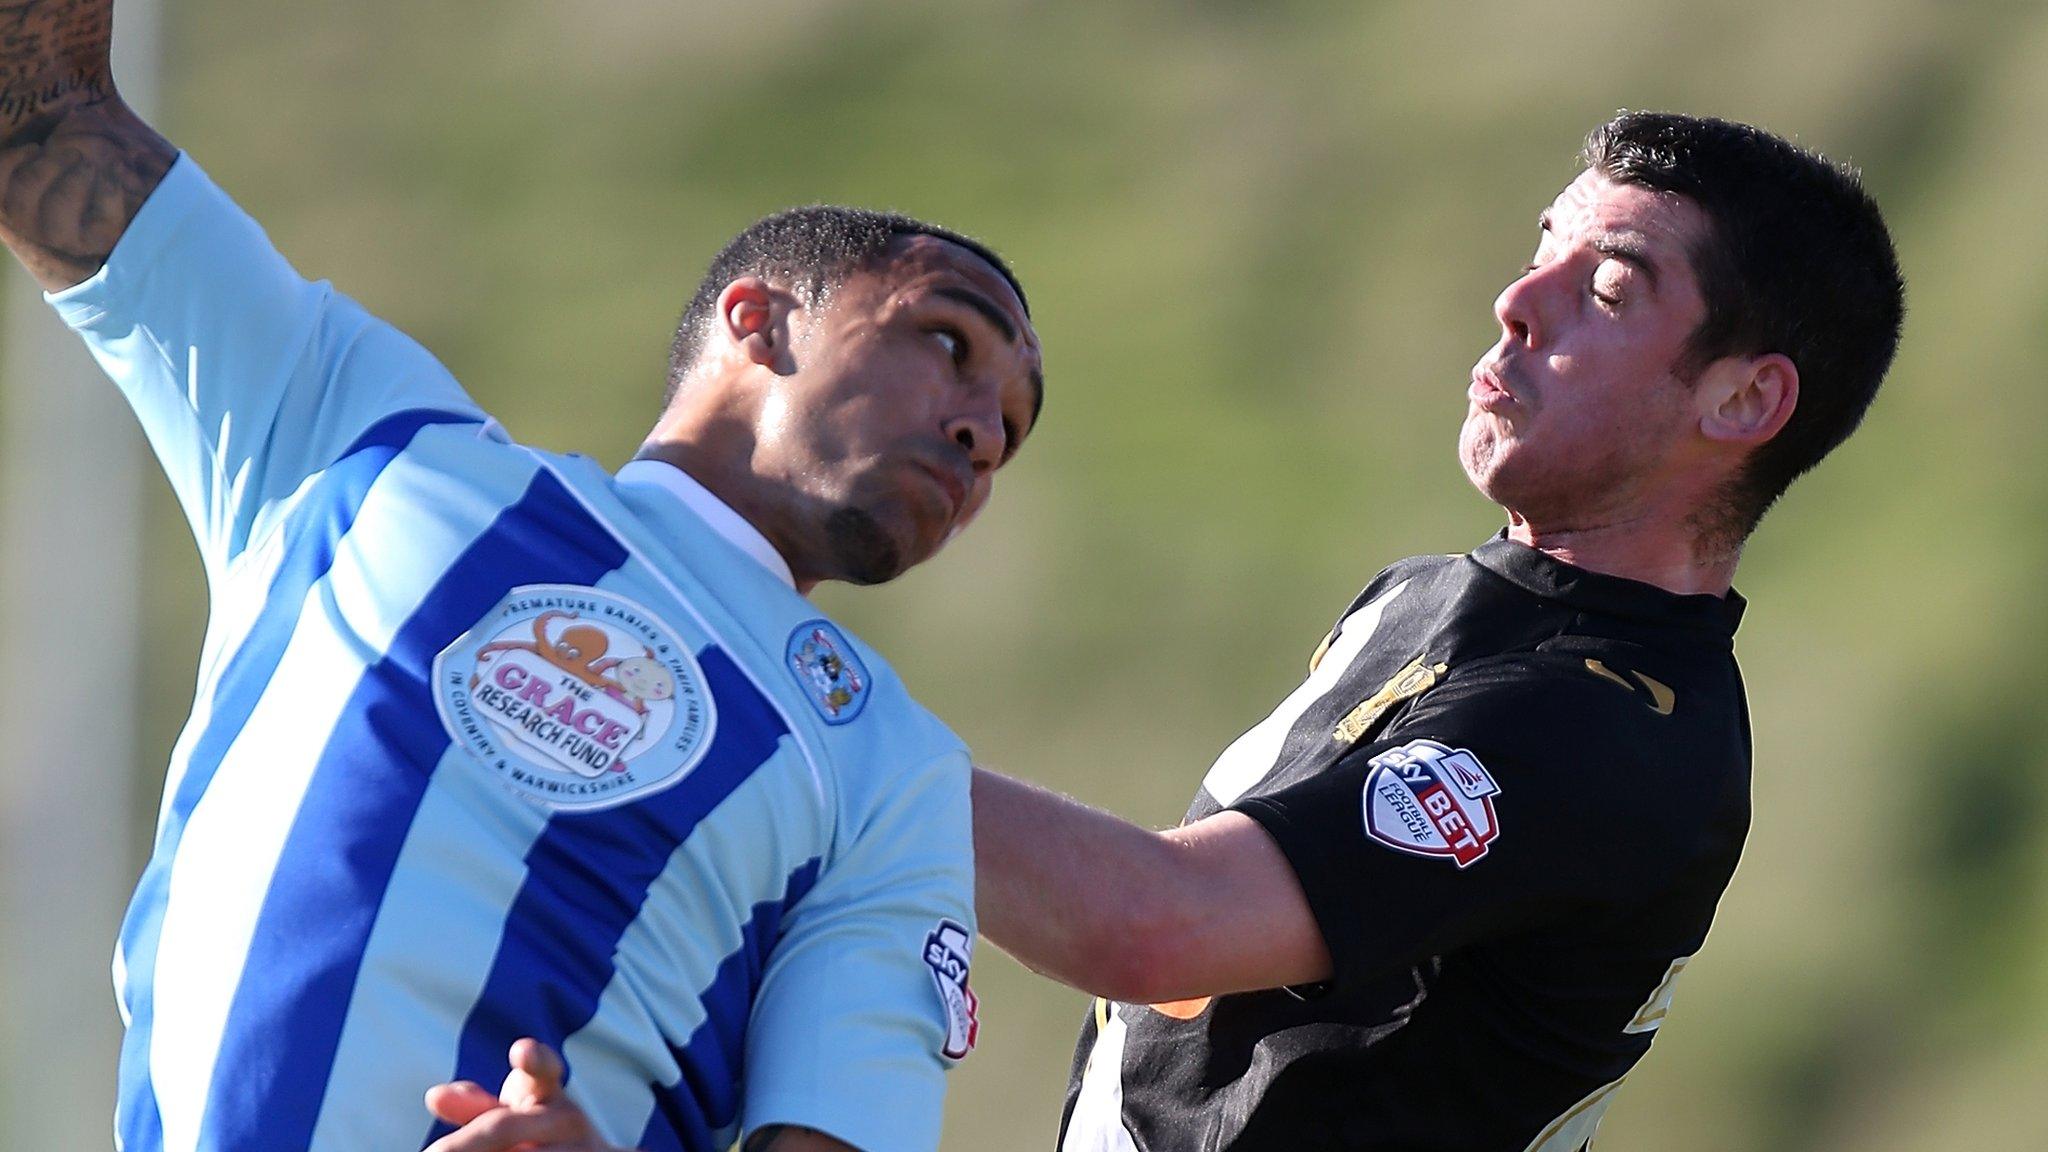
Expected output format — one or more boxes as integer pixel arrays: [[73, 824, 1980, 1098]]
[[1232, 657, 1699, 989], [45, 153, 484, 573], [740, 748, 978, 1152]]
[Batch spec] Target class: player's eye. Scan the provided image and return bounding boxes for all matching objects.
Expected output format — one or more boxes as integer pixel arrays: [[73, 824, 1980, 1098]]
[[1591, 260, 1629, 308], [929, 327, 968, 365]]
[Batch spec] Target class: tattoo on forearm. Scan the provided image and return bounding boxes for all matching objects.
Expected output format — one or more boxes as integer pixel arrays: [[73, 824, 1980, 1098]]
[[0, 0, 112, 124], [0, 67, 109, 126], [0, 0, 171, 290]]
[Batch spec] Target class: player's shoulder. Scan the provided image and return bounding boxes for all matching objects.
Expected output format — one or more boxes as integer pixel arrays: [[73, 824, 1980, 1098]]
[[1375, 649, 1749, 869], [1335, 551, 1465, 617], [1424, 647, 1660, 711], [414, 437, 613, 531], [784, 617, 966, 778], [797, 623, 972, 862], [1398, 646, 1747, 796]]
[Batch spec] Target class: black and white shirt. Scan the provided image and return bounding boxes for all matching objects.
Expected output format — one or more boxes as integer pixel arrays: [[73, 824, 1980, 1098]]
[[1059, 535, 1752, 1152]]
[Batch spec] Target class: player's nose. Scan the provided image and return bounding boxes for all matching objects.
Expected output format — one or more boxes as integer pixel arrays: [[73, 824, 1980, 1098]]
[[1493, 270, 1545, 349], [943, 409, 1005, 475]]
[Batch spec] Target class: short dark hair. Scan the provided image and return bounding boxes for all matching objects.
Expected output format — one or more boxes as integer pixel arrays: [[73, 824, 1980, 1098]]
[[667, 206, 1028, 395], [1582, 111, 1905, 538]]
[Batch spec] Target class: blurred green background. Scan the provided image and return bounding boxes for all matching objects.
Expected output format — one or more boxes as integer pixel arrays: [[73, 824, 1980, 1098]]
[[9, 0, 2048, 1148]]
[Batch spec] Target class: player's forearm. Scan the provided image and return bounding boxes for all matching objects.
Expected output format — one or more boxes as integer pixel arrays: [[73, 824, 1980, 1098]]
[[973, 769, 1335, 1003], [0, 0, 172, 290], [971, 767, 1203, 1003]]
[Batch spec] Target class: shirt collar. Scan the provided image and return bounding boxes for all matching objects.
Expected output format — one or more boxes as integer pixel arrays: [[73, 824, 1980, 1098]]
[[615, 459, 796, 589], [1469, 531, 1745, 637]]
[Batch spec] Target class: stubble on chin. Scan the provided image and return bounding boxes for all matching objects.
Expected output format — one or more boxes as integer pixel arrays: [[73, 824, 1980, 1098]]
[[1464, 417, 1660, 530], [1457, 410, 1510, 497], [823, 506, 905, 586], [1460, 409, 1562, 521]]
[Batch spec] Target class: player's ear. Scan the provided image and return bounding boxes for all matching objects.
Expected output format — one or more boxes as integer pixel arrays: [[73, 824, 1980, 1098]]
[[716, 276, 801, 376], [1697, 351, 1797, 448]]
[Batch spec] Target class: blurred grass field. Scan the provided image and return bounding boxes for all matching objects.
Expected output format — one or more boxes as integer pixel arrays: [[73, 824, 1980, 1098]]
[[7, 0, 2048, 1148]]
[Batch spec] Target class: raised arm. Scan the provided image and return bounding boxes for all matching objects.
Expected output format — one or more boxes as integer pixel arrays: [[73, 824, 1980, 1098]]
[[0, 0, 172, 291]]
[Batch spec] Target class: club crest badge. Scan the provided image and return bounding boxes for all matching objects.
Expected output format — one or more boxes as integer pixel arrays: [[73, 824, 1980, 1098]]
[[923, 919, 979, 1060], [785, 620, 870, 724], [434, 584, 715, 812], [1360, 739, 1501, 868]]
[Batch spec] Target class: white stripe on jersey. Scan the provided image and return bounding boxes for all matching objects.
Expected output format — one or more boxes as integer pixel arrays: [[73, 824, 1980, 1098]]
[[558, 985, 675, 1149], [305, 744, 553, 1152], [151, 466, 500, 1152], [160, 523, 287, 833], [1061, 1004, 1139, 1152], [1201, 580, 1410, 806], [561, 736, 814, 1149], [153, 611, 365, 1152]]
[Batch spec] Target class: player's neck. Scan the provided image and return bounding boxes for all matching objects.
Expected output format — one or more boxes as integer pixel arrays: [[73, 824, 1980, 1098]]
[[1506, 510, 1738, 598], [632, 437, 821, 596]]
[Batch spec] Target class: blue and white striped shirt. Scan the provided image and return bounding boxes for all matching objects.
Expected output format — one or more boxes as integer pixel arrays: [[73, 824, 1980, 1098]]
[[53, 155, 977, 1152]]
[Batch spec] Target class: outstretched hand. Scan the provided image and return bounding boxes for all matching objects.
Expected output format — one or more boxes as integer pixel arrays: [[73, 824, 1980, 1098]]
[[424, 1038, 636, 1152]]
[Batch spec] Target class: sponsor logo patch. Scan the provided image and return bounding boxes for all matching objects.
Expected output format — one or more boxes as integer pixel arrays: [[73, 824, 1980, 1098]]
[[923, 919, 979, 1060], [1360, 739, 1501, 868], [433, 584, 715, 812], [786, 620, 870, 724]]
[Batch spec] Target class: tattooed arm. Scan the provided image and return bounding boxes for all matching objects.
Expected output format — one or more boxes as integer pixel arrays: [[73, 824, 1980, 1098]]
[[0, 0, 173, 290]]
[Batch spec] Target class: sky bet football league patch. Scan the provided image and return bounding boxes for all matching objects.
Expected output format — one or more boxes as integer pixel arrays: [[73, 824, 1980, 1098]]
[[924, 918, 979, 1060], [1360, 738, 1501, 868]]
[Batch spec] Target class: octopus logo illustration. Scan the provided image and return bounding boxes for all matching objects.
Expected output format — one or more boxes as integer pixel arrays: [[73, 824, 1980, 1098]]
[[434, 584, 716, 811]]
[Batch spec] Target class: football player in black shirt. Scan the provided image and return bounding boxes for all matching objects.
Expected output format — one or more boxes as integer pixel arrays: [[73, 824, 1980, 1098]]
[[973, 112, 1905, 1150]]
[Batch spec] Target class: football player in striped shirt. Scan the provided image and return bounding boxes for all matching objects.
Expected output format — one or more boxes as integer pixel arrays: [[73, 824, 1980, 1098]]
[[0, 4, 1039, 1151]]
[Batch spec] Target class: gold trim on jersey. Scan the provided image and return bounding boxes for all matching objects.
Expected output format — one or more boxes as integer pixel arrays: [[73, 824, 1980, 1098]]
[[1308, 630, 1335, 674], [1521, 1077, 1625, 1152], [1583, 659, 1676, 717], [1331, 657, 1447, 746], [1624, 955, 1690, 1034]]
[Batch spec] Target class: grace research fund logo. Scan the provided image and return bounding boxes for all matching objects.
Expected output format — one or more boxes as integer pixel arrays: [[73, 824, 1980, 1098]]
[[1361, 738, 1501, 867], [434, 584, 715, 812]]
